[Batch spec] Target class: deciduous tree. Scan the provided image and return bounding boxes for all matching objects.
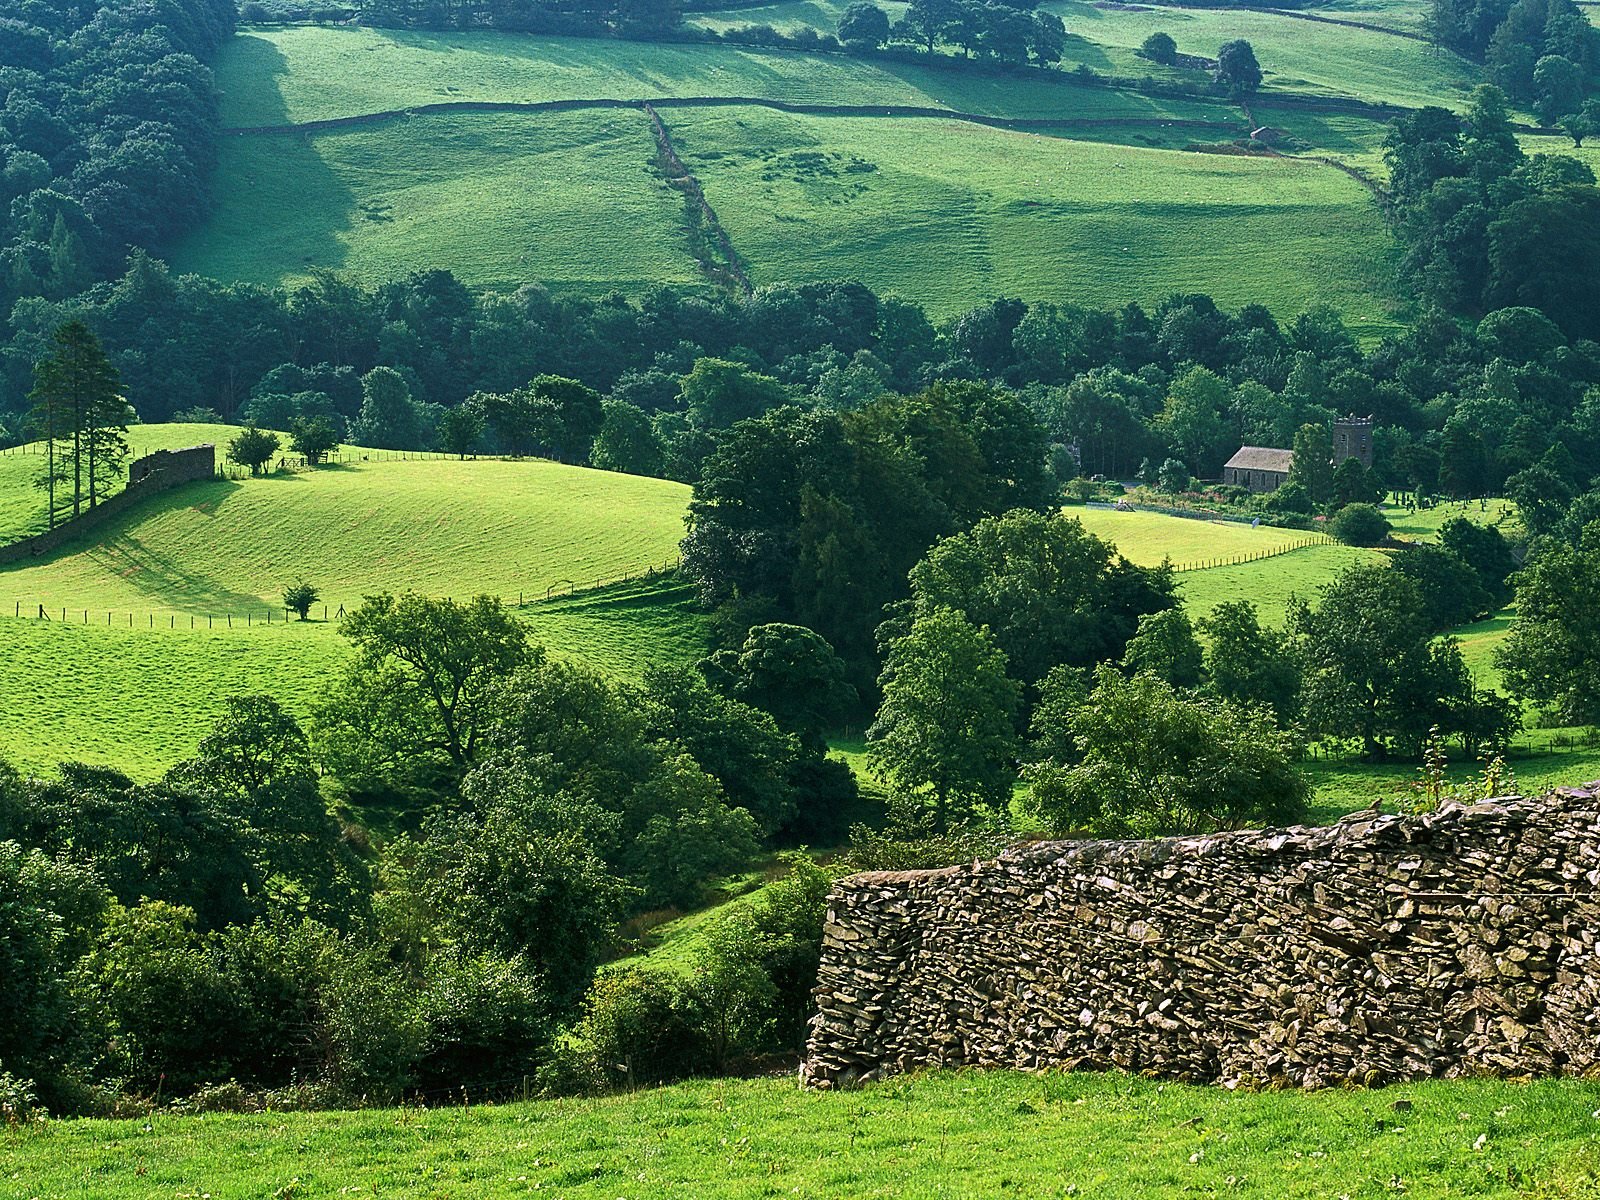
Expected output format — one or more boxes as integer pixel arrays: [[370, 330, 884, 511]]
[[868, 607, 1021, 829]]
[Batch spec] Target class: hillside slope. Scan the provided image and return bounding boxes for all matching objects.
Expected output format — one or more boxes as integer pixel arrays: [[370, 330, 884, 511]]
[[0, 432, 701, 775]]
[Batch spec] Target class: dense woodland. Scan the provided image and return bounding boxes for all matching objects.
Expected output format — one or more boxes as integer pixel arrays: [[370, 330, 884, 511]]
[[0, 0, 233, 312], [9, 0, 1600, 1122]]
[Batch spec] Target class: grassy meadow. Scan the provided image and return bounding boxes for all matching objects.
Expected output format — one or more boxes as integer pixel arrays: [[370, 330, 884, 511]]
[[0, 453, 688, 613], [214, 25, 1241, 127], [0, 432, 704, 775], [187, 23, 1414, 324], [0, 578, 708, 779], [173, 110, 699, 293], [670, 107, 1399, 330], [7, 1069, 1600, 1198], [1048, 0, 1485, 110]]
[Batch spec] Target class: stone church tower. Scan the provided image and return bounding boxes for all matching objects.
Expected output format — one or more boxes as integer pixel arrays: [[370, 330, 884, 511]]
[[1332, 415, 1374, 469]]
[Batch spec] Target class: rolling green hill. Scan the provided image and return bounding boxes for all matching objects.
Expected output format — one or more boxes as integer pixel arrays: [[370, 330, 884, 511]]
[[1048, 0, 1484, 110], [669, 107, 1397, 329], [5, 1068, 1599, 1198], [182, 21, 1418, 327], [0, 431, 702, 775], [177, 109, 700, 294], [0, 453, 687, 613], [184, 100, 1398, 325], [213, 26, 1239, 127]]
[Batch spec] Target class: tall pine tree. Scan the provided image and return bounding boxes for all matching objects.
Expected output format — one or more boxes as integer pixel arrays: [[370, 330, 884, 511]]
[[29, 321, 124, 524]]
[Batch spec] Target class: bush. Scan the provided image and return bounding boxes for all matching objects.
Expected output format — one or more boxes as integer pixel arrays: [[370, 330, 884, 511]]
[[413, 953, 554, 1098], [1260, 478, 1312, 515], [1330, 502, 1391, 546], [574, 968, 704, 1089], [0, 1071, 43, 1125], [283, 579, 319, 619], [843, 816, 1012, 872], [1140, 31, 1177, 65]]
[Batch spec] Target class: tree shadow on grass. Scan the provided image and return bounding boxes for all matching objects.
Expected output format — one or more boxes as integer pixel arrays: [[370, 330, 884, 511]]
[[0, 480, 272, 614]]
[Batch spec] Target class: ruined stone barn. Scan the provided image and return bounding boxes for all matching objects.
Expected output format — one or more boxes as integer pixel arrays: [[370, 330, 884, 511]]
[[1222, 445, 1293, 493]]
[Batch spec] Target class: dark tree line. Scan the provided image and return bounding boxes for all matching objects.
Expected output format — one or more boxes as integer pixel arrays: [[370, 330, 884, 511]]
[[1386, 86, 1600, 338], [12, 262, 1600, 525], [1429, 0, 1599, 122], [0, 0, 233, 315], [352, 0, 683, 37]]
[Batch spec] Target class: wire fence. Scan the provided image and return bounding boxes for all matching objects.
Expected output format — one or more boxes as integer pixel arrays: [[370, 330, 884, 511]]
[[3, 557, 685, 631], [1166, 536, 1333, 574]]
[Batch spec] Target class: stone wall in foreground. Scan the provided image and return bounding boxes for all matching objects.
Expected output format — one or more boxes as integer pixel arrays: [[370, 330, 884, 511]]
[[803, 788, 1600, 1089]]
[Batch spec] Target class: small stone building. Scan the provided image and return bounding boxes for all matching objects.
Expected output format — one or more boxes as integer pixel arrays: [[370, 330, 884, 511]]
[[1222, 446, 1293, 493], [1333, 415, 1374, 469]]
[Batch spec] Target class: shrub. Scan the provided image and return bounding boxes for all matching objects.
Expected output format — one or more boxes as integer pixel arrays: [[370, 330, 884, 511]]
[[413, 953, 554, 1098], [283, 579, 319, 619], [0, 1071, 43, 1125], [1330, 502, 1391, 546], [574, 968, 704, 1089], [1261, 478, 1312, 514], [1140, 31, 1177, 65]]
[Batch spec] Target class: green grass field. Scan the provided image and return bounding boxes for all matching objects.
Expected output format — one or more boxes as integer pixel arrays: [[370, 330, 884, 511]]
[[1068, 507, 1379, 625], [215, 26, 1242, 127], [1048, 0, 1486, 110], [0, 579, 708, 779], [670, 107, 1399, 331], [173, 110, 700, 293], [0, 430, 704, 775], [1071, 505, 1327, 568], [188, 25, 1414, 323], [0, 452, 688, 614], [6, 1069, 1600, 1198]]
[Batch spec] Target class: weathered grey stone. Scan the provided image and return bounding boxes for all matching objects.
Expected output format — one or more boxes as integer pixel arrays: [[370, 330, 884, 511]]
[[800, 788, 1600, 1089]]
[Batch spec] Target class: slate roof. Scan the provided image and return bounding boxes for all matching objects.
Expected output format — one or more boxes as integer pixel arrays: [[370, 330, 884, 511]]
[[1224, 446, 1294, 474]]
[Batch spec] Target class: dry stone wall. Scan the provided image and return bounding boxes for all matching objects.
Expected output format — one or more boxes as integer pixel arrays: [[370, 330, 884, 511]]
[[0, 444, 215, 565], [803, 788, 1600, 1089]]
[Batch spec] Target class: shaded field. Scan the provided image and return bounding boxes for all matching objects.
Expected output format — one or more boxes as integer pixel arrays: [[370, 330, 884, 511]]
[[175, 110, 698, 292], [6, 1069, 1600, 1197], [671, 107, 1400, 331]]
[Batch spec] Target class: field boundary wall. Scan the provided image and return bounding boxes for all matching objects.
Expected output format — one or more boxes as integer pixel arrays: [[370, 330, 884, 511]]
[[804, 787, 1600, 1089], [0, 445, 215, 566]]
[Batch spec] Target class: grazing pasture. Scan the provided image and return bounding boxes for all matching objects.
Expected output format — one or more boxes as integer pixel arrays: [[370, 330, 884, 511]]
[[215, 26, 1241, 127], [186, 26, 1407, 322], [0, 431, 703, 774], [174, 110, 698, 293], [1047, 0, 1486, 110], [672, 107, 1400, 330]]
